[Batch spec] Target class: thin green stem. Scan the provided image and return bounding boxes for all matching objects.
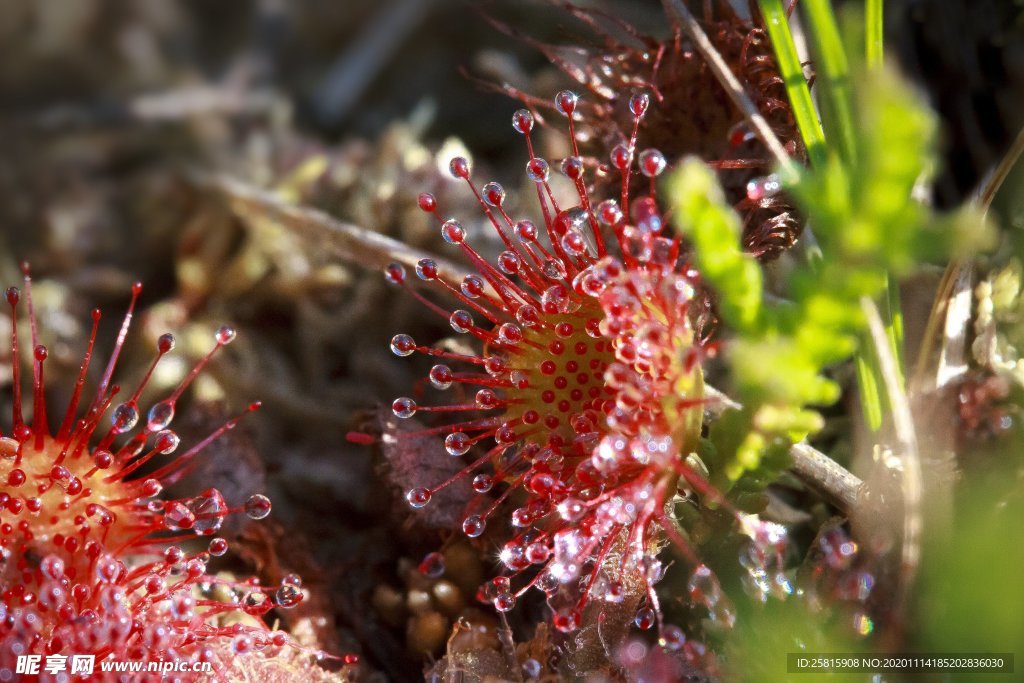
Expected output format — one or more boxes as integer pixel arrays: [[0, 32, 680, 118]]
[[886, 271, 906, 383], [865, 0, 902, 386], [855, 340, 883, 432], [758, 0, 827, 168], [802, 0, 856, 163], [866, 0, 884, 67]]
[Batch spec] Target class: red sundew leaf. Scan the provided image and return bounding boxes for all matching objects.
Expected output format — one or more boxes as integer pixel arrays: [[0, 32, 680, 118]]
[[378, 410, 475, 530]]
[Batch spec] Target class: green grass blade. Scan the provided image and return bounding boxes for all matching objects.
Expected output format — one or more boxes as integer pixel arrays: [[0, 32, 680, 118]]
[[866, 0, 884, 67], [758, 0, 827, 168]]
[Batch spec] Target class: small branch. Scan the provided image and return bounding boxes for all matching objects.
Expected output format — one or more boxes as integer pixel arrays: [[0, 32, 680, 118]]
[[662, 0, 798, 181], [976, 124, 1024, 213], [789, 441, 862, 511], [705, 383, 863, 512], [20, 86, 278, 131], [186, 172, 471, 284]]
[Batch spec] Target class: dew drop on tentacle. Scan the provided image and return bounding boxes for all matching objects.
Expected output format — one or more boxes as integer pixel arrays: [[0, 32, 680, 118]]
[[216, 325, 237, 345], [497, 323, 523, 345], [450, 310, 473, 334], [561, 156, 583, 180], [634, 607, 656, 630], [484, 356, 507, 377], [406, 487, 431, 508], [597, 199, 623, 226], [629, 92, 650, 117], [561, 230, 587, 256], [417, 192, 437, 213], [111, 402, 140, 434], [540, 283, 571, 313], [147, 400, 175, 431], [163, 501, 196, 531], [639, 149, 666, 177], [461, 275, 485, 298], [555, 90, 578, 116], [542, 259, 567, 280], [390, 334, 416, 357], [449, 156, 471, 179], [475, 389, 500, 409], [512, 109, 534, 134], [482, 182, 506, 207], [157, 332, 176, 354], [154, 429, 179, 454], [419, 551, 446, 578], [462, 515, 485, 538], [525, 542, 549, 564], [611, 144, 631, 171], [526, 158, 550, 182], [493, 593, 515, 612], [384, 262, 407, 285], [441, 219, 465, 244], [516, 304, 540, 327], [275, 583, 302, 608], [445, 431, 471, 456], [139, 478, 162, 498], [515, 220, 538, 242], [497, 251, 522, 275], [552, 607, 581, 633], [746, 173, 782, 201], [429, 364, 453, 390], [392, 397, 417, 418], [244, 494, 272, 520], [472, 474, 493, 493], [416, 259, 438, 281]]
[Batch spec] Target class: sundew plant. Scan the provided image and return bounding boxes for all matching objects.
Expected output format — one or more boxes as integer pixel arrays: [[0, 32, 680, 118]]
[[382, 1, 1016, 680], [1, 0, 1021, 681]]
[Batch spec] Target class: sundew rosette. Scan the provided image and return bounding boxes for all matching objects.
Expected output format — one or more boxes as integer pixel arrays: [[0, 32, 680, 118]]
[[383, 91, 740, 665], [0, 267, 309, 680]]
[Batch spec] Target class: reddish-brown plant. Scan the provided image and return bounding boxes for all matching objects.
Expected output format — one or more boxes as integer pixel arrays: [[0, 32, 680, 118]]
[[384, 91, 742, 668], [0, 267, 307, 680], [486, 1, 803, 259]]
